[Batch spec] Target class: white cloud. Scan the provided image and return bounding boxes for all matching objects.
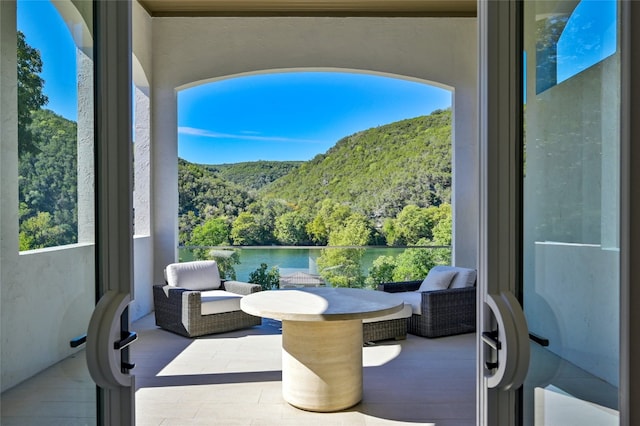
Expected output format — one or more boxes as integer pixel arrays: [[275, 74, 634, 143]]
[[178, 126, 321, 144]]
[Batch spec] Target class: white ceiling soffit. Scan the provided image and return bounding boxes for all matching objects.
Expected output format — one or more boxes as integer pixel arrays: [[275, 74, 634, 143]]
[[137, 0, 477, 17]]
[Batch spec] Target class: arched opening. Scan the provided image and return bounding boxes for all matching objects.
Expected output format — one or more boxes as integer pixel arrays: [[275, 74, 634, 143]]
[[176, 70, 453, 288]]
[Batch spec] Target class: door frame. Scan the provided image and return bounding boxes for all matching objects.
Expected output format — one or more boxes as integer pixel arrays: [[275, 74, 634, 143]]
[[477, 0, 639, 425], [91, 0, 135, 424], [477, 0, 523, 424], [621, 1, 640, 425]]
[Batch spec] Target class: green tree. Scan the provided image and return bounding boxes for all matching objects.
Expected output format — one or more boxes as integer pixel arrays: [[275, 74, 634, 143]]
[[274, 210, 312, 245], [393, 205, 435, 245], [392, 238, 451, 281], [245, 198, 291, 244], [209, 251, 240, 280], [317, 213, 372, 287], [19, 212, 67, 250], [230, 212, 264, 245], [432, 213, 452, 246], [364, 255, 397, 288], [187, 217, 230, 259], [382, 218, 399, 245], [178, 210, 200, 246], [306, 199, 353, 245], [248, 263, 280, 290], [17, 31, 48, 157]]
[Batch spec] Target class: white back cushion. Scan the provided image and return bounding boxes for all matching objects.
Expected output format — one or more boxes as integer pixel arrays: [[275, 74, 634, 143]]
[[165, 260, 221, 290], [418, 268, 458, 292], [430, 265, 477, 288]]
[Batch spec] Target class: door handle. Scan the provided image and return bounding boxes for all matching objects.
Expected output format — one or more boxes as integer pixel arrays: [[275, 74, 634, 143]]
[[86, 290, 135, 389], [483, 291, 530, 390]]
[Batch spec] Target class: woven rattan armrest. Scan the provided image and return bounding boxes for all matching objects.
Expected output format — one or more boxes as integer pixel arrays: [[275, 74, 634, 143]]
[[415, 286, 476, 337], [152, 284, 262, 338], [221, 280, 262, 296], [420, 286, 476, 314]]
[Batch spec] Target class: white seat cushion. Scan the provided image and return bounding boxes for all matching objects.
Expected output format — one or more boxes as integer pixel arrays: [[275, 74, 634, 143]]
[[198, 290, 242, 315], [165, 260, 222, 290], [363, 303, 413, 323], [430, 265, 477, 289], [395, 292, 423, 315]]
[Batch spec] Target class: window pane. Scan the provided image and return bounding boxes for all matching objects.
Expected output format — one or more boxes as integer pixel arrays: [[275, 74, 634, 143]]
[[17, 0, 93, 250], [523, 0, 620, 423]]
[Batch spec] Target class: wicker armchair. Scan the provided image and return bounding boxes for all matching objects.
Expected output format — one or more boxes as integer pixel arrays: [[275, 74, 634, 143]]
[[153, 260, 262, 338], [378, 266, 476, 338]]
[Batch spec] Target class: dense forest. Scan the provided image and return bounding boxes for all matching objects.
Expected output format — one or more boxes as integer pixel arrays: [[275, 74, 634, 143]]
[[203, 161, 302, 192], [179, 110, 452, 244], [179, 110, 453, 286], [18, 109, 78, 250], [17, 30, 79, 251], [263, 110, 452, 222]]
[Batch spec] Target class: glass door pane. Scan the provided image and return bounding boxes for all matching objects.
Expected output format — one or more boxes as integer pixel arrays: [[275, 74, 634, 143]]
[[1, 0, 96, 424], [522, 0, 620, 424]]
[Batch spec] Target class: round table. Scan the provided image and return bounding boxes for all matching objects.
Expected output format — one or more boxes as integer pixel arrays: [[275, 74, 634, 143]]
[[240, 287, 404, 412]]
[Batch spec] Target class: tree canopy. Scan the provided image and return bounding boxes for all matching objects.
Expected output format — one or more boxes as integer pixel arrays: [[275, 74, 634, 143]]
[[178, 110, 453, 252], [17, 31, 48, 157], [19, 109, 78, 249], [261, 109, 452, 222]]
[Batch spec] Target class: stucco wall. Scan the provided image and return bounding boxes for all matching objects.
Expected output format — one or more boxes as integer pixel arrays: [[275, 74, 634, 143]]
[[1, 246, 96, 391], [131, 235, 154, 321], [144, 15, 478, 283]]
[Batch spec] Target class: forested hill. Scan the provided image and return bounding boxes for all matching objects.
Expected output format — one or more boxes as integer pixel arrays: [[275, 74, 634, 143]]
[[19, 109, 78, 250], [177, 108, 452, 247], [203, 160, 302, 192], [261, 108, 451, 220]]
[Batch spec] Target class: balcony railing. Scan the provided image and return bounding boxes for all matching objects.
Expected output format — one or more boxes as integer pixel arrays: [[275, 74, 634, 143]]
[[178, 245, 452, 289]]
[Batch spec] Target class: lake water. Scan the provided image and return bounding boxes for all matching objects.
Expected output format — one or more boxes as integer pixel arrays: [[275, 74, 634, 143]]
[[179, 247, 408, 282]]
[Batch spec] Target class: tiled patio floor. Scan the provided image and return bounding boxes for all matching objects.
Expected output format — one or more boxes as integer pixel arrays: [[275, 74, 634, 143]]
[[132, 314, 476, 425], [1, 313, 476, 425]]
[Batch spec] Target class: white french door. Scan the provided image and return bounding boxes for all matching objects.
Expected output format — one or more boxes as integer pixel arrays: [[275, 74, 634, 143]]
[[478, 0, 638, 425], [89, 1, 136, 424]]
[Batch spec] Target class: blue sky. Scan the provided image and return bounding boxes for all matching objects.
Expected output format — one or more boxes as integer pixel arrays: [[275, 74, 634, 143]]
[[178, 73, 451, 164], [18, 0, 78, 121]]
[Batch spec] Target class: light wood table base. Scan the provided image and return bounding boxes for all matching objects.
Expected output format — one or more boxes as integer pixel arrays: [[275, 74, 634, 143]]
[[240, 287, 403, 412], [282, 319, 362, 412]]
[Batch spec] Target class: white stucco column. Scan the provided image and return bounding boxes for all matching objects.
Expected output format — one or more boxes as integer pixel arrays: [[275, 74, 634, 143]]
[[77, 47, 94, 243], [151, 86, 178, 283], [0, 0, 19, 256], [452, 86, 479, 269], [134, 85, 151, 236]]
